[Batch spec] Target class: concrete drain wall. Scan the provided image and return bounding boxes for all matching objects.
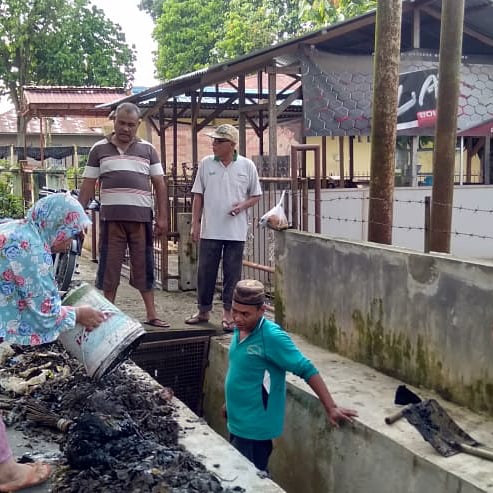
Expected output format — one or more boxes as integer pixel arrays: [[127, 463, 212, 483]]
[[127, 364, 284, 492], [202, 336, 493, 493]]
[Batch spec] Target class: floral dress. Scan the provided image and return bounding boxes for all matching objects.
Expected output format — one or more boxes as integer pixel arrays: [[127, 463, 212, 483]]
[[0, 193, 91, 346]]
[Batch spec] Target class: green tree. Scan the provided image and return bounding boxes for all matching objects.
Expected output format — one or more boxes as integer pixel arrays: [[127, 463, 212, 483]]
[[0, 182, 23, 219], [214, 1, 277, 61], [138, 0, 164, 20], [153, 0, 226, 80], [148, 0, 376, 80], [215, 0, 302, 61], [0, 0, 136, 140], [151, 0, 302, 80], [300, 0, 376, 27]]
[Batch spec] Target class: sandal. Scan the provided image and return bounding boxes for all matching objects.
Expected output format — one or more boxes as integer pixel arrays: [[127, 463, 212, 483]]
[[222, 320, 234, 332], [144, 318, 171, 328], [0, 462, 51, 492], [185, 314, 209, 325]]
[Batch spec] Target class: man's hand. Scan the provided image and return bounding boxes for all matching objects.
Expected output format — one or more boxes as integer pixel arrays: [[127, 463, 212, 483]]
[[307, 373, 358, 428], [75, 305, 105, 331], [230, 202, 243, 216], [154, 216, 167, 237], [190, 222, 200, 242], [325, 405, 358, 428]]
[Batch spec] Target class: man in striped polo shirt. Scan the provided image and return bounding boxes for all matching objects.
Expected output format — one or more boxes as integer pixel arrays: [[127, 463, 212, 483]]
[[78, 102, 169, 328]]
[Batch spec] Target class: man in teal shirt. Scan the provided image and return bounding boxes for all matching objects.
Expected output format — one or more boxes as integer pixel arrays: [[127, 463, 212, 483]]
[[224, 280, 358, 471]]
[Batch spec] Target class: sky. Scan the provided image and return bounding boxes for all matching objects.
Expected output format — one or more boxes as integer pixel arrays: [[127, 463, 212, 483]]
[[91, 0, 159, 88], [0, 0, 158, 112]]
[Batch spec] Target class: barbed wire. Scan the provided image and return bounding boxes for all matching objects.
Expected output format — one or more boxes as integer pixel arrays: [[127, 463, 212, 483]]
[[306, 212, 493, 241], [305, 194, 493, 214]]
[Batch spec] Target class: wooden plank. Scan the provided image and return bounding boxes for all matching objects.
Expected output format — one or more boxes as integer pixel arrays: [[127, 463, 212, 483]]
[[276, 87, 302, 118]]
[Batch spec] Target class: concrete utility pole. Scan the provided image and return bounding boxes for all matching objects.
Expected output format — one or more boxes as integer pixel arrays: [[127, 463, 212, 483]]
[[368, 0, 402, 244], [430, 0, 465, 253]]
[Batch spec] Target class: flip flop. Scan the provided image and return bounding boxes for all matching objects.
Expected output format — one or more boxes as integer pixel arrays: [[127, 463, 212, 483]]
[[0, 462, 51, 492], [222, 320, 234, 332], [144, 318, 171, 328], [185, 314, 209, 325]]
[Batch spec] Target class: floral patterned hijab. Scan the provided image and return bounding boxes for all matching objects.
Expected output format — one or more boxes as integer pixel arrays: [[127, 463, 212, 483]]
[[27, 193, 91, 248], [0, 193, 91, 346]]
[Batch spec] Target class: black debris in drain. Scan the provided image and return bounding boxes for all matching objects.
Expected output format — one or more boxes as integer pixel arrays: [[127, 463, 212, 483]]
[[1, 343, 245, 493]]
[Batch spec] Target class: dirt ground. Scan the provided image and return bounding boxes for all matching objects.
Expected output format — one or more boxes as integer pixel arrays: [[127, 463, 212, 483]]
[[75, 253, 227, 334]]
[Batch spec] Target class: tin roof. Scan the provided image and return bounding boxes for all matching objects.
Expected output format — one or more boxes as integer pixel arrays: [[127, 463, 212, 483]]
[[21, 86, 128, 117], [0, 109, 104, 135], [102, 0, 493, 115]]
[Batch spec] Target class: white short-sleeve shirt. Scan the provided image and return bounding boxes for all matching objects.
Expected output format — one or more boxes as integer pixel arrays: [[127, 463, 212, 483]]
[[191, 154, 262, 241]]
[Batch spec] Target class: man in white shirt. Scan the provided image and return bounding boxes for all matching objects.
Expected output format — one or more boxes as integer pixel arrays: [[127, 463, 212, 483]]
[[185, 124, 262, 331]]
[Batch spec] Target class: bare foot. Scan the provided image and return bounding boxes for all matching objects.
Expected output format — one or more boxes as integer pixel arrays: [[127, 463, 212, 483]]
[[0, 461, 51, 492]]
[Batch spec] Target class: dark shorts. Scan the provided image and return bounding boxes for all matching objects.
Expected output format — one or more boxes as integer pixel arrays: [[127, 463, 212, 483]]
[[96, 220, 154, 292], [229, 433, 273, 471]]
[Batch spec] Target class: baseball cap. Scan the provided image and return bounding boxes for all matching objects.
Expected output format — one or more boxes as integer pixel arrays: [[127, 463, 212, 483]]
[[206, 124, 239, 145], [233, 279, 265, 306]]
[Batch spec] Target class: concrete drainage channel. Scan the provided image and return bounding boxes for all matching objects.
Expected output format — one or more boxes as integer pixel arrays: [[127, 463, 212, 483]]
[[2, 341, 283, 493]]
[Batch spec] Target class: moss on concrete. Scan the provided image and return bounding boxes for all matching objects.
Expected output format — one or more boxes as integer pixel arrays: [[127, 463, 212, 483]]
[[277, 281, 493, 416], [462, 380, 493, 414]]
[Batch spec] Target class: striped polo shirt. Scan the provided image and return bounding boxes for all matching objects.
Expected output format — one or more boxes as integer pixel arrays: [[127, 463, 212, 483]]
[[83, 136, 164, 222]]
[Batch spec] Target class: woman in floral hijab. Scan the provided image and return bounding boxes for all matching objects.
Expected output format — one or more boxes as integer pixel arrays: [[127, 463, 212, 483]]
[[0, 193, 104, 491]]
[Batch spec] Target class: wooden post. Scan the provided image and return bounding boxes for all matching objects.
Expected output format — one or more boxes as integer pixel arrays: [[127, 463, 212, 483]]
[[484, 135, 491, 185], [424, 196, 431, 253], [238, 75, 246, 156], [40, 117, 45, 169], [368, 0, 402, 244], [314, 146, 321, 233], [290, 146, 299, 230], [466, 137, 472, 182], [161, 175, 170, 291], [191, 92, 198, 168], [173, 99, 178, 173], [322, 136, 327, 187], [430, 0, 466, 253], [411, 137, 419, 187], [339, 136, 345, 187], [302, 178, 308, 231], [459, 136, 464, 185], [410, 7, 421, 187], [349, 136, 354, 182], [268, 69, 277, 176], [258, 70, 264, 156], [159, 107, 166, 174]]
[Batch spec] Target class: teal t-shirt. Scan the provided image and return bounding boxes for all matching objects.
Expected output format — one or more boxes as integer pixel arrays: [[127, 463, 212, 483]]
[[225, 316, 318, 440]]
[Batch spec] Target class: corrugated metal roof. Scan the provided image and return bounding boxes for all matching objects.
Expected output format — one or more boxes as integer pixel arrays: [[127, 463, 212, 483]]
[[23, 86, 127, 105], [0, 109, 104, 135], [101, 0, 493, 112]]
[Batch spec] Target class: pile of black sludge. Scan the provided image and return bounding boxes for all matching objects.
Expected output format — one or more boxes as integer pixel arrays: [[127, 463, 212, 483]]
[[1, 343, 244, 493]]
